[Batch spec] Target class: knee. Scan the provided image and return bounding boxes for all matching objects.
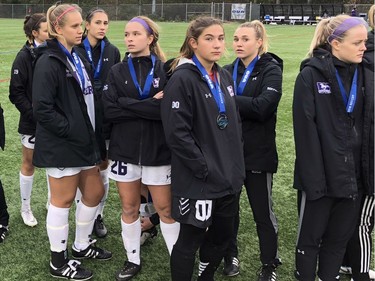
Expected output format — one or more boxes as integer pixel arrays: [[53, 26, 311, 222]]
[[122, 204, 139, 221]]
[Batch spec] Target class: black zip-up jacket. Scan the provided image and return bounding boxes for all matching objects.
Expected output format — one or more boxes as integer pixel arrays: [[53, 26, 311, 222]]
[[102, 54, 170, 166], [9, 41, 37, 135], [161, 59, 245, 200], [293, 47, 365, 200], [76, 36, 121, 92], [224, 53, 283, 173], [76, 36, 121, 140], [32, 39, 104, 167], [362, 30, 374, 194]]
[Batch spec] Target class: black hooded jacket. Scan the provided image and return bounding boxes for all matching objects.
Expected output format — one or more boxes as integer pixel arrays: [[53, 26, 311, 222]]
[[9, 41, 38, 135], [293, 47, 365, 200], [32, 39, 104, 167], [102, 54, 170, 166], [224, 53, 283, 173], [161, 59, 245, 200], [361, 30, 374, 194]]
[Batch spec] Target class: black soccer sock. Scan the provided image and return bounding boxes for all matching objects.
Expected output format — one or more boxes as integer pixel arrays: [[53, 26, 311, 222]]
[[170, 223, 206, 281], [51, 249, 68, 268]]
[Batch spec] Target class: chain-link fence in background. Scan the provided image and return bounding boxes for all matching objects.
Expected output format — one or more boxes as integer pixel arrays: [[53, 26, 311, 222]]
[[0, 3, 372, 23]]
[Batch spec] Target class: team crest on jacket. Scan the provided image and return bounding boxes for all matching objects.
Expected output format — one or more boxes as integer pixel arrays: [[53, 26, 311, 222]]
[[153, 78, 160, 88], [317, 82, 331, 94], [227, 85, 234, 97]]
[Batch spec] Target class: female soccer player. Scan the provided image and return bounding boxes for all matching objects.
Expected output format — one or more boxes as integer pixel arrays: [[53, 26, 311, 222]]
[[32, 3, 111, 280], [293, 14, 369, 281], [102, 16, 179, 281], [161, 16, 245, 281], [9, 13, 48, 227], [76, 7, 121, 238], [223, 20, 283, 280]]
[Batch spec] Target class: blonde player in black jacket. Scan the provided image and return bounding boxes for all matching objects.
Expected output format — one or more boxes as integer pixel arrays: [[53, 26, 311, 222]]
[[223, 20, 283, 280], [33, 4, 111, 280], [9, 13, 48, 227], [76, 7, 121, 238], [102, 16, 179, 281], [161, 17, 245, 281], [293, 15, 369, 281]]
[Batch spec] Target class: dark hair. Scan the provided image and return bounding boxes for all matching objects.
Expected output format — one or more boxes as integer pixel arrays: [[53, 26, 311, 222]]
[[23, 13, 46, 41], [170, 16, 223, 71], [83, 8, 108, 35]]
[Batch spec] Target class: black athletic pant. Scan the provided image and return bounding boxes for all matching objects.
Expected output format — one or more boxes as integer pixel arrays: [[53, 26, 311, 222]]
[[343, 194, 374, 281], [295, 192, 362, 281], [226, 171, 279, 265], [171, 196, 236, 281], [0, 179, 9, 226]]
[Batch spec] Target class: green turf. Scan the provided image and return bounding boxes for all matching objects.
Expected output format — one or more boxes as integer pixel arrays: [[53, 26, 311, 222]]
[[0, 18, 354, 281]]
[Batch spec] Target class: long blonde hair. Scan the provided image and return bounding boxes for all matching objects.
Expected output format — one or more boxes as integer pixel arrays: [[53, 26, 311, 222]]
[[46, 3, 82, 43], [368, 4, 375, 30], [308, 14, 367, 57], [127, 16, 166, 62], [237, 20, 269, 55]]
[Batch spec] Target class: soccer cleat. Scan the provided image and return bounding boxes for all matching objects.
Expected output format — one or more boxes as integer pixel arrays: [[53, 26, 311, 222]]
[[115, 261, 141, 281], [72, 239, 112, 260], [50, 259, 93, 280], [93, 215, 107, 238], [140, 226, 158, 245], [0, 225, 8, 243], [257, 264, 277, 281], [339, 266, 352, 275], [370, 269, 375, 279], [223, 256, 240, 276], [21, 209, 37, 227]]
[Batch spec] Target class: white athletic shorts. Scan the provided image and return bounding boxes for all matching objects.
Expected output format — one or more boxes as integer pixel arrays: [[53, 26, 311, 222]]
[[20, 134, 35, 149], [108, 160, 171, 185], [46, 166, 96, 179]]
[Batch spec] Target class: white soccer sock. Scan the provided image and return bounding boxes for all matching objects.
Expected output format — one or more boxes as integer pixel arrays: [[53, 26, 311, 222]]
[[121, 218, 141, 265], [96, 169, 109, 217], [160, 221, 180, 255], [47, 204, 70, 252], [20, 172, 34, 210], [74, 201, 98, 250]]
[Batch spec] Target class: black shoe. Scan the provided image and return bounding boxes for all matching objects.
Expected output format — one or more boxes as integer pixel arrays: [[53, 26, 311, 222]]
[[93, 215, 107, 238], [115, 261, 141, 281], [50, 260, 93, 280], [140, 226, 158, 245], [0, 225, 8, 243], [223, 256, 240, 276], [72, 240, 112, 260], [258, 264, 277, 281]]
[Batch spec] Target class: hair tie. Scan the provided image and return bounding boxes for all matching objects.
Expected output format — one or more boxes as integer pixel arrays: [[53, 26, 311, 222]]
[[54, 6, 76, 26], [328, 17, 368, 43], [129, 17, 153, 35]]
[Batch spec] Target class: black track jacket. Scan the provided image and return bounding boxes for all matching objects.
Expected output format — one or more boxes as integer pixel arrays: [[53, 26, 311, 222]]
[[161, 59, 245, 200], [293, 48, 366, 200], [32, 39, 104, 167], [224, 53, 283, 173], [9, 42, 37, 135], [102, 54, 170, 166]]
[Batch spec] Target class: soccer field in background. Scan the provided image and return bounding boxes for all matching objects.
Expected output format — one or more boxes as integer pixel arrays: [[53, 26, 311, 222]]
[[0, 19, 354, 281]]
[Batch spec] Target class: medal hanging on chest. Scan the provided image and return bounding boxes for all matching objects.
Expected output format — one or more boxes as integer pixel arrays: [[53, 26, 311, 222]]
[[192, 55, 228, 130]]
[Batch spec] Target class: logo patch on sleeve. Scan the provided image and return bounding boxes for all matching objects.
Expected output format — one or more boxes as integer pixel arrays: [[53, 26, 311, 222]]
[[153, 78, 160, 88], [227, 85, 234, 97], [317, 82, 331, 94]]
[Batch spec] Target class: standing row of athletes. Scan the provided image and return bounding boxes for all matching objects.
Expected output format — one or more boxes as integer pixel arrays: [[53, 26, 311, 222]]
[[5, 2, 374, 281]]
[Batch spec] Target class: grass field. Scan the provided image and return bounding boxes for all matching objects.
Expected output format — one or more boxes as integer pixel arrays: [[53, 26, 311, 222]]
[[0, 18, 353, 281]]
